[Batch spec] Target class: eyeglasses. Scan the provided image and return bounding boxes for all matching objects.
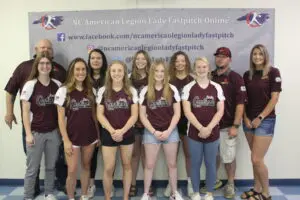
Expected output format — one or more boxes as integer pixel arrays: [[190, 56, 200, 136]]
[[39, 62, 51, 66]]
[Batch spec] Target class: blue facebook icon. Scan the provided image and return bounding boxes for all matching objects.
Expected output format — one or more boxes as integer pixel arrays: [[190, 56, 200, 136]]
[[57, 33, 66, 42]]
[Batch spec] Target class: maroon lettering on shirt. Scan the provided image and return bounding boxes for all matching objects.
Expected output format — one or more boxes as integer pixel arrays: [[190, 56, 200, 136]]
[[96, 86, 138, 138], [130, 74, 148, 128], [182, 80, 225, 143], [139, 84, 180, 131], [243, 67, 282, 120], [55, 86, 98, 146], [212, 69, 247, 128], [20, 79, 61, 133]]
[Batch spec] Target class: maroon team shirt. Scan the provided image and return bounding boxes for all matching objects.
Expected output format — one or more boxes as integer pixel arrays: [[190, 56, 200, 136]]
[[182, 80, 225, 143], [20, 79, 61, 133], [97, 86, 138, 138], [171, 75, 194, 125], [212, 69, 247, 128], [55, 86, 98, 146], [5, 58, 66, 96], [130, 75, 148, 128], [243, 67, 282, 120], [139, 84, 180, 131]]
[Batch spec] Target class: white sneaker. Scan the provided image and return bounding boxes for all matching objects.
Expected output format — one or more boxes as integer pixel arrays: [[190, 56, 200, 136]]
[[141, 193, 151, 200], [80, 195, 89, 200], [187, 179, 194, 197], [164, 183, 171, 197], [191, 192, 201, 200], [204, 194, 214, 200], [44, 194, 57, 200], [87, 184, 96, 198], [169, 191, 184, 200]]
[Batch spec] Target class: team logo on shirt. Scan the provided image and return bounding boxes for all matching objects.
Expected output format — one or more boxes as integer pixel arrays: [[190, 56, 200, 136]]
[[105, 98, 129, 111], [36, 94, 55, 106], [241, 86, 246, 91], [237, 11, 270, 28], [275, 77, 282, 82], [33, 15, 64, 30], [192, 96, 215, 108], [70, 98, 91, 111], [148, 98, 169, 109]]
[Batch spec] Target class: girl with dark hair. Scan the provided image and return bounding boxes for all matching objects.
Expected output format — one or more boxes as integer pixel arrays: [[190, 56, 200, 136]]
[[166, 51, 194, 197], [55, 58, 99, 200], [21, 52, 62, 200], [128, 50, 152, 197], [86, 49, 109, 198]]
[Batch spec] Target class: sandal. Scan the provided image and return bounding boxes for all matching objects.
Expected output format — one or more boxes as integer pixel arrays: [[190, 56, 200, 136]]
[[248, 193, 272, 200], [129, 185, 137, 197], [149, 185, 155, 196], [240, 188, 261, 199]]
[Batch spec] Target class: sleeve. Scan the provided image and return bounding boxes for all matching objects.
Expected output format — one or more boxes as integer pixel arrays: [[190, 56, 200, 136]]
[[270, 67, 282, 92], [20, 80, 37, 101], [51, 78, 62, 87], [130, 87, 139, 104], [216, 84, 225, 101], [170, 84, 180, 102], [139, 86, 148, 105], [234, 74, 247, 104], [96, 86, 105, 105], [4, 62, 25, 95], [181, 81, 195, 101], [54, 86, 67, 106]]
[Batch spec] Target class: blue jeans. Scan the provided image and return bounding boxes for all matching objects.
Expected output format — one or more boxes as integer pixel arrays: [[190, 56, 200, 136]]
[[188, 137, 220, 193], [243, 117, 276, 136]]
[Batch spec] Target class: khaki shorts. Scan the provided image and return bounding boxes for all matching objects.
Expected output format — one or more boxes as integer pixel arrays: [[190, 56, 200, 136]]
[[219, 128, 237, 163]]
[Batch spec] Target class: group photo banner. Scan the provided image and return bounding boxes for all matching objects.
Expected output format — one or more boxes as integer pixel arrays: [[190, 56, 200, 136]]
[[28, 8, 275, 74]]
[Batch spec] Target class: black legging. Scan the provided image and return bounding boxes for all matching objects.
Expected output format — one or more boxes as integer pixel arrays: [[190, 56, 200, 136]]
[[90, 146, 99, 178]]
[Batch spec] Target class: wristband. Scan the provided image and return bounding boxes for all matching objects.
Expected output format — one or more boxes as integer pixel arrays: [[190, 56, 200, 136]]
[[233, 124, 240, 128], [258, 115, 263, 121]]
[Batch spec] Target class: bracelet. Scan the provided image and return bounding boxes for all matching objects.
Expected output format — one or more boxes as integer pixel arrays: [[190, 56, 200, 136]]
[[153, 130, 156, 135], [258, 115, 264, 121], [232, 124, 240, 128]]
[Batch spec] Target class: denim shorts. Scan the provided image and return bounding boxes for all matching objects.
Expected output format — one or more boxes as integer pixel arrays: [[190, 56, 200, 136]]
[[143, 127, 180, 144], [243, 117, 276, 136]]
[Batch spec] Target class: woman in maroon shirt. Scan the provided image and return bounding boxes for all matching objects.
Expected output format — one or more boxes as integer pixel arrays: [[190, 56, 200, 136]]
[[87, 49, 108, 198], [241, 44, 282, 200], [55, 58, 99, 200], [97, 61, 138, 200], [129, 50, 151, 197], [139, 60, 183, 200], [21, 52, 61, 200], [168, 51, 194, 197]]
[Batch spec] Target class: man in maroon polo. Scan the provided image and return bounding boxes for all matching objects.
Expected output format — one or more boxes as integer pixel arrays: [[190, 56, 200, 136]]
[[211, 47, 247, 199], [4, 39, 67, 196]]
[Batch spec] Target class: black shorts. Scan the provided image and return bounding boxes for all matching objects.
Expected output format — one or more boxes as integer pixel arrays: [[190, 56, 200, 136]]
[[101, 128, 135, 147], [133, 127, 144, 135], [177, 117, 188, 135]]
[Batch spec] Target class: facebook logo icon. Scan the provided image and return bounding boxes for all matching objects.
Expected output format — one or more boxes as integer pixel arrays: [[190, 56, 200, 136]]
[[57, 33, 66, 42]]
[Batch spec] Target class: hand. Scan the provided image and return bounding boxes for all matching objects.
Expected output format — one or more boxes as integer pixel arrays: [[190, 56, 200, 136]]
[[64, 140, 73, 156], [26, 134, 34, 146], [199, 127, 212, 139], [228, 126, 238, 138], [112, 129, 124, 142], [251, 117, 262, 128], [4, 113, 17, 129], [159, 130, 170, 141], [154, 130, 164, 140], [244, 117, 253, 129]]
